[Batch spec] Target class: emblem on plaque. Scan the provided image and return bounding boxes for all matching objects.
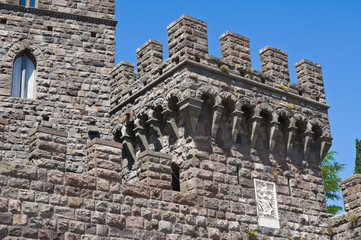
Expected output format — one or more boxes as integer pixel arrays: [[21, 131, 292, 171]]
[[254, 179, 280, 228]]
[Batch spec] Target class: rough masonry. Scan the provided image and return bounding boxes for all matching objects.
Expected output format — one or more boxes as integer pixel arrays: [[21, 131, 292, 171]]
[[0, 1, 359, 239]]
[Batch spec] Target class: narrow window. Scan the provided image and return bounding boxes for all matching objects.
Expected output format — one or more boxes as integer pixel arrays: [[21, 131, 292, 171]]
[[20, 0, 37, 8], [11, 53, 36, 99], [171, 163, 180, 191]]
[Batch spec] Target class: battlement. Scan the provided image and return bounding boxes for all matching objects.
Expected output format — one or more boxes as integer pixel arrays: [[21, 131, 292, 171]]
[[0, 0, 116, 20], [110, 15, 327, 111], [0, 9, 336, 239]]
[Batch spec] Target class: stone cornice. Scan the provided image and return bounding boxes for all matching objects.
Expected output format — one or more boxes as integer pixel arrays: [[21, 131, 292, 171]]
[[0, 3, 117, 26], [109, 59, 330, 115]]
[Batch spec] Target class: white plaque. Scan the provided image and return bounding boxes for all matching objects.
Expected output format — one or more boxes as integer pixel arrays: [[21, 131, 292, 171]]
[[254, 179, 280, 229]]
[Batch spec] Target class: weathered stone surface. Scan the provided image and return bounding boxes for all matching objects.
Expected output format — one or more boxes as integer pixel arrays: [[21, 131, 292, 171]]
[[0, 3, 345, 239]]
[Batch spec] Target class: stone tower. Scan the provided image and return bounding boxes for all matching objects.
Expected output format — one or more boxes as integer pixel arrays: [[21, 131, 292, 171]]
[[0, 1, 342, 239], [110, 15, 334, 239], [0, 0, 116, 172]]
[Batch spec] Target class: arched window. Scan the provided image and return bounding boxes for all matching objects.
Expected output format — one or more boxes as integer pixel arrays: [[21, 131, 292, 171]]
[[11, 53, 36, 99], [20, 0, 37, 8]]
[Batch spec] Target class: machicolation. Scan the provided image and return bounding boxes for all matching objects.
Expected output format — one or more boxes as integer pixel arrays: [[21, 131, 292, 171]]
[[0, 1, 360, 239]]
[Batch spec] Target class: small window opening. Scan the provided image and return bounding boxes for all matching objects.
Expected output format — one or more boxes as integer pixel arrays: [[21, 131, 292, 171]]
[[316, 96, 320, 102], [47, 26, 53, 32], [298, 90, 303, 96], [171, 163, 180, 191], [11, 53, 36, 99], [91, 32, 97, 38], [0, 19, 6, 25], [195, 56, 200, 63], [20, 0, 37, 8], [89, 132, 100, 140], [42, 115, 49, 121], [236, 165, 240, 185], [173, 56, 180, 65]]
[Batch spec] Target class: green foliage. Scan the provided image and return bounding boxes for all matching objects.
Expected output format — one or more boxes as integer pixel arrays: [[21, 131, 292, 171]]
[[327, 205, 343, 215], [321, 151, 345, 214], [355, 139, 361, 174]]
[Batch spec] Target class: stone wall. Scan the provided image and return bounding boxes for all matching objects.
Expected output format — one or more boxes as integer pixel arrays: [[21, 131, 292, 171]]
[[109, 14, 333, 239], [329, 174, 361, 240], [0, 0, 115, 19], [0, 1, 116, 172], [0, 2, 342, 239]]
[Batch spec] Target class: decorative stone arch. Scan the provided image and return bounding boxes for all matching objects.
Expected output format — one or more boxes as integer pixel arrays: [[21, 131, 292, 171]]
[[275, 107, 292, 125], [196, 85, 218, 101], [293, 113, 307, 124], [215, 91, 237, 106], [135, 106, 149, 119], [166, 89, 183, 102], [3, 40, 46, 97], [309, 118, 327, 137], [293, 113, 308, 133], [254, 102, 274, 118], [152, 97, 166, 111], [235, 97, 256, 112], [4, 39, 46, 70]]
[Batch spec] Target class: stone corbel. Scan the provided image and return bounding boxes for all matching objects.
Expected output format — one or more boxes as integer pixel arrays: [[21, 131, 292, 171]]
[[231, 110, 243, 143], [286, 125, 297, 156], [162, 109, 179, 139], [147, 110, 164, 148], [251, 116, 262, 148], [178, 97, 203, 134], [120, 126, 136, 162], [134, 118, 149, 152], [269, 121, 279, 151], [319, 136, 333, 160], [211, 105, 224, 139], [302, 130, 313, 161]]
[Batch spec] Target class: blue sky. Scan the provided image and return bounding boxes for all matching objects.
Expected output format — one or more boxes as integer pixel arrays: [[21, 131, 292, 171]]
[[115, 1, 361, 211]]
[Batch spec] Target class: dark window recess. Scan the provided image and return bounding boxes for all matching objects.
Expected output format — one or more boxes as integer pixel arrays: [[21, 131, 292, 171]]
[[171, 163, 180, 191], [47, 26, 53, 31], [42, 115, 49, 121], [236, 165, 240, 185], [88, 124, 100, 140], [91, 32, 97, 38], [88, 132, 100, 140], [298, 90, 303, 96], [0, 19, 6, 25]]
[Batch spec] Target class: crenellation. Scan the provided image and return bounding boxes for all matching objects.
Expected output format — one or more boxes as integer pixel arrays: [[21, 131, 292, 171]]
[[110, 61, 137, 109], [0, 8, 345, 239], [136, 39, 163, 80], [167, 14, 208, 63], [340, 174, 361, 212], [219, 31, 251, 68], [259, 45, 291, 82], [296, 59, 326, 103]]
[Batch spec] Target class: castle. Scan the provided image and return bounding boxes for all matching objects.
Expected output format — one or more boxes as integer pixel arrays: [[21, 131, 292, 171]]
[[0, 1, 359, 239]]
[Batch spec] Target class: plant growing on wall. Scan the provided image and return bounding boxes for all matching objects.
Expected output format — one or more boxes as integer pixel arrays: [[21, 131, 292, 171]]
[[322, 151, 346, 214], [354, 138, 361, 174]]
